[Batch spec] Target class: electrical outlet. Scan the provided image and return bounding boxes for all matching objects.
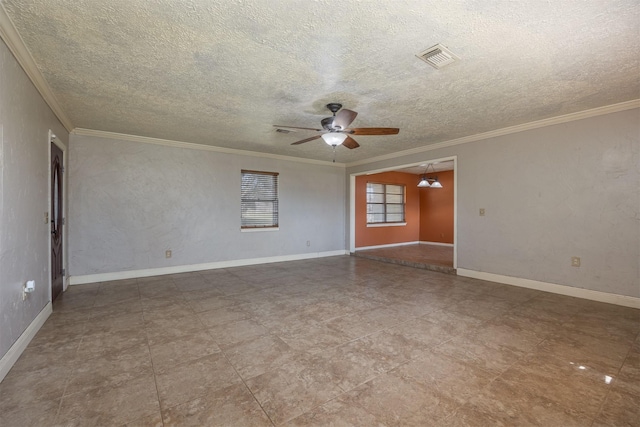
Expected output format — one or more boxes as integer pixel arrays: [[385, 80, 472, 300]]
[[45, 212, 49, 224], [23, 280, 35, 301], [571, 256, 581, 267], [479, 208, 485, 216], [165, 250, 172, 258], [306, 241, 311, 247]]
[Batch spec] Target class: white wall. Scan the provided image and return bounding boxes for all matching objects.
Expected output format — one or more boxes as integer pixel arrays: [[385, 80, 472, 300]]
[[68, 134, 346, 278], [0, 39, 68, 359], [348, 108, 640, 298]]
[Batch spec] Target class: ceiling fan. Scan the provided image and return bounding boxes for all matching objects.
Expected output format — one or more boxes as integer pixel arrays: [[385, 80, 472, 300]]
[[274, 103, 399, 149]]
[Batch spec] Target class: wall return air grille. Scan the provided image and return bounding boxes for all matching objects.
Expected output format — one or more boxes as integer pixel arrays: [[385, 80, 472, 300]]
[[416, 44, 459, 69]]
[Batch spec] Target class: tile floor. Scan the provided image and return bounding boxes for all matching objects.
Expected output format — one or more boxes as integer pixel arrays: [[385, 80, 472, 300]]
[[1, 256, 638, 426]]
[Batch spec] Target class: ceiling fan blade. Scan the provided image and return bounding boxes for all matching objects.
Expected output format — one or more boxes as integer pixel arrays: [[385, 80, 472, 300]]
[[291, 135, 322, 145], [333, 109, 358, 130], [349, 127, 400, 135], [274, 125, 323, 131], [342, 136, 360, 149]]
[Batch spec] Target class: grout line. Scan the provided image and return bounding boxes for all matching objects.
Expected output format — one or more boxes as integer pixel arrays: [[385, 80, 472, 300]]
[[51, 300, 92, 425], [145, 324, 166, 427], [218, 348, 277, 427], [136, 275, 165, 426], [589, 330, 638, 426]]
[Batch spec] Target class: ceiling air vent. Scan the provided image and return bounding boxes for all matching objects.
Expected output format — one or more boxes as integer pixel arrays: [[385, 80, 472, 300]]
[[416, 44, 459, 69]]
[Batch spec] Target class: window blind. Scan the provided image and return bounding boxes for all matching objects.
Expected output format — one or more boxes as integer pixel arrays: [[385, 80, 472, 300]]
[[241, 170, 279, 228]]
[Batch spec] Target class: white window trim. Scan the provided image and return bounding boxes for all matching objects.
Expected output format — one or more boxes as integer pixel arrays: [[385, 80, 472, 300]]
[[366, 222, 407, 228], [366, 182, 406, 225], [241, 227, 280, 233]]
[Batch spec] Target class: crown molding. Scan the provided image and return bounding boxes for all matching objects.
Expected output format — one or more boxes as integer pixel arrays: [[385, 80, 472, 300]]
[[347, 99, 640, 168], [2, 0, 635, 167], [72, 128, 346, 168], [0, 3, 74, 132]]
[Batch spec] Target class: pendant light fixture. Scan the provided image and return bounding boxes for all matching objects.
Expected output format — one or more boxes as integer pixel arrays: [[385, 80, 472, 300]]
[[417, 164, 443, 188]]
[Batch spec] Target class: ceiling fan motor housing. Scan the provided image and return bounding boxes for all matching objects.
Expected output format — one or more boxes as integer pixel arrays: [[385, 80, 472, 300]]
[[321, 116, 336, 130], [326, 103, 342, 114]]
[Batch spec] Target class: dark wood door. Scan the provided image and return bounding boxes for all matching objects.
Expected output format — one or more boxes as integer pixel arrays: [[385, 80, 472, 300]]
[[51, 142, 64, 301]]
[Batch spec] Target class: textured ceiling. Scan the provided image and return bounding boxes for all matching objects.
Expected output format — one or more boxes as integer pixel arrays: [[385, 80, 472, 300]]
[[395, 160, 455, 176], [3, 0, 639, 163]]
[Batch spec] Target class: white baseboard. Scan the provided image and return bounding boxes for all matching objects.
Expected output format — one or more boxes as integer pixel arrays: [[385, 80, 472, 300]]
[[69, 250, 349, 285], [355, 241, 420, 251], [0, 302, 52, 383], [457, 269, 640, 309], [419, 241, 454, 247]]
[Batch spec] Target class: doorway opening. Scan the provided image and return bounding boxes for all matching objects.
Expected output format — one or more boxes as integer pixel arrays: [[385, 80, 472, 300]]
[[349, 156, 457, 273], [49, 131, 66, 301]]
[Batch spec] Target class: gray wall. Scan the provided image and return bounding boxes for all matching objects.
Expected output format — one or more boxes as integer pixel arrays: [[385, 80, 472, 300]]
[[0, 39, 68, 359], [348, 108, 640, 298], [68, 134, 346, 277]]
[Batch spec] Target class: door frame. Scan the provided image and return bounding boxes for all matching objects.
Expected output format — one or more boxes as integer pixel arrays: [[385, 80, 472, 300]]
[[48, 130, 68, 300], [349, 155, 458, 269]]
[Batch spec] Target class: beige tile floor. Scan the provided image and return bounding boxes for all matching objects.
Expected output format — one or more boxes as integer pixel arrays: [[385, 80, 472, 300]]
[[1, 256, 638, 426]]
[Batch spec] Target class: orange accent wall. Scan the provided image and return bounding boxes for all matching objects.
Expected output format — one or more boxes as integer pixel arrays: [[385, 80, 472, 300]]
[[355, 172, 420, 248], [419, 170, 454, 244]]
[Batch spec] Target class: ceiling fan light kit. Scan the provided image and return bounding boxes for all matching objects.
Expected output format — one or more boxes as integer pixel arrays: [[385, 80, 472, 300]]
[[321, 132, 348, 146]]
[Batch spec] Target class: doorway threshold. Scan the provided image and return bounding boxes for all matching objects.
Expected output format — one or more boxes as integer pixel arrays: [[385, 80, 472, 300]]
[[351, 252, 456, 275]]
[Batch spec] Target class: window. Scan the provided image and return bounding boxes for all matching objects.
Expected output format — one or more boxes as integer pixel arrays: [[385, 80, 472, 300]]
[[241, 170, 279, 229], [366, 182, 405, 224]]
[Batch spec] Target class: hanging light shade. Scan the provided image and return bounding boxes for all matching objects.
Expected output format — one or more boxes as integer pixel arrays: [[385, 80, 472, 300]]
[[417, 176, 430, 187], [321, 132, 348, 146], [430, 178, 443, 188]]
